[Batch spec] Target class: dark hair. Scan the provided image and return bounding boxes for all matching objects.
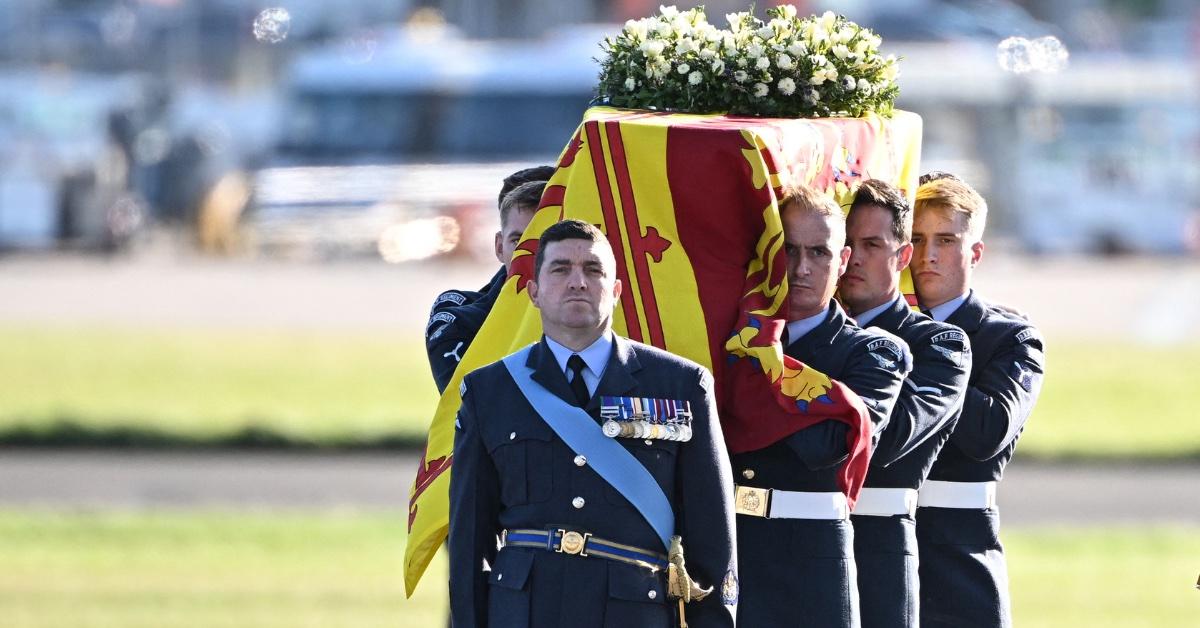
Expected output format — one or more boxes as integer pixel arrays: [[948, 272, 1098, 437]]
[[918, 171, 962, 186], [850, 179, 912, 243], [500, 180, 546, 227], [534, 219, 607, 278], [499, 165, 556, 208]]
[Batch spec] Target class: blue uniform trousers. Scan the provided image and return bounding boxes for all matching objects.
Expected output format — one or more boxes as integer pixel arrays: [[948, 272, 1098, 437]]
[[737, 516, 860, 627], [916, 507, 1010, 628], [851, 513, 918, 628]]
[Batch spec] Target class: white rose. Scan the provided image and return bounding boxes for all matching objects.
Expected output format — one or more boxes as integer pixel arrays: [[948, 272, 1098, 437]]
[[746, 42, 764, 58], [857, 78, 872, 93], [757, 26, 775, 40], [756, 56, 770, 70], [733, 70, 749, 83], [625, 77, 637, 90], [776, 53, 794, 70], [777, 77, 796, 95], [678, 63, 691, 74], [677, 38, 697, 55], [640, 40, 665, 58], [711, 59, 725, 74], [688, 70, 703, 85], [810, 72, 826, 86], [787, 41, 808, 57], [699, 47, 716, 60], [832, 44, 851, 60], [753, 82, 769, 98], [736, 56, 748, 67]]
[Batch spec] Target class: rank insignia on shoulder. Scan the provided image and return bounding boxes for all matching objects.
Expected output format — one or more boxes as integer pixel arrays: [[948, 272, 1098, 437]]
[[721, 570, 738, 606], [599, 396, 693, 441]]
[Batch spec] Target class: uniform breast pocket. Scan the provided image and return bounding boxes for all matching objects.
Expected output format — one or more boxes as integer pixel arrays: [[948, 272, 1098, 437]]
[[489, 430, 555, 505], [605, 439, 677, 506]]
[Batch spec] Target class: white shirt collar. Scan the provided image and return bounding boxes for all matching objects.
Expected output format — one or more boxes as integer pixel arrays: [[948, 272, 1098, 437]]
[[785, 304, 831, 345], [544, 332, 613, 380], [927, 290, 971, 322], [852, 293, 901, 328]]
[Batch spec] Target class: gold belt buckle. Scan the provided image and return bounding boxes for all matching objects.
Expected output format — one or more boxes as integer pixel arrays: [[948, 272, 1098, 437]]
[[556, 529, 591, 556], [735, 485, 771, 518]]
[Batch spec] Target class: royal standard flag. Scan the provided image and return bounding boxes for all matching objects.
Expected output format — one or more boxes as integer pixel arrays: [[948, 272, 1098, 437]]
[[405, 107, 923, 595]]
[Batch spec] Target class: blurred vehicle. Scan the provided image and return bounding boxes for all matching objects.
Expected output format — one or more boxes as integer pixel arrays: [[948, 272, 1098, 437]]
[[0, 71, 151, 252], [244, 22, 607, 262]]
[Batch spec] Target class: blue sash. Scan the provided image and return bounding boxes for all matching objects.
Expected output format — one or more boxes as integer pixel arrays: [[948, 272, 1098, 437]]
[[503, 345, 675, 550]]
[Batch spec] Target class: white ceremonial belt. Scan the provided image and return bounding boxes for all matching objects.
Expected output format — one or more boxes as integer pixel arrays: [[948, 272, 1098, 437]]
[[734, 485, 848, 520], [917, 480, 997, 509], [851, 487, 918, 517]]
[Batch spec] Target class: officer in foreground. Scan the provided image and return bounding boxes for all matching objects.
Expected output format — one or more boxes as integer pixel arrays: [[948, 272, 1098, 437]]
[[426, 166, 554, 393], [910, 177, 1045, 628], [733, 185, 911, 628], [838, 179, 972, 627], [449, 219, 737, 628]]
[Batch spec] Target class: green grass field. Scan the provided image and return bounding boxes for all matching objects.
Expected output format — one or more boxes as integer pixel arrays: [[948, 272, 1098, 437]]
[[0, 510, 1195, 627], [1, 326, 1197, 458]]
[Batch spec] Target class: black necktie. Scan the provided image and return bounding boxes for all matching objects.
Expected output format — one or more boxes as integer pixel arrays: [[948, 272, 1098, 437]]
[[566, 354, 590, 407]]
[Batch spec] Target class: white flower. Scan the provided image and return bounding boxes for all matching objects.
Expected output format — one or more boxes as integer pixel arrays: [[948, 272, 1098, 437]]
[[833, 27, 855, 44], [733, 70, 749, 83], [857, 78, 872, 93], [787, 41, 808, 57], [640, 40, 665, 58], [832, 44, 851, 60], [677, 38, 697, 55], [854, 40, 871, 55], [777, 77, 796, 95], [778, 5, 797, 19], [810, 72, 826, 86], [653, 20, 673, 36], [820, 11, 837, 32], [823, 66, 840, 81], [726, 13, 744, 32], [699, 47, 716, 60], [710, 59, 725, 74], [746, 42, 765, 58], [810, 54, 828, 66], [624, 19, 648, 41], [803, 88, 819, 105], [756, 25, 775, 40], [753, 82, 769, 97], [736, 56, 748, 67], [842, 75, 856, 90], [776, 53, 794, 70], [811, 27, 829, 45], [756, 56, 770, 70], [689, 70, 703, 85], [678, 63, 691, 74], [769, 18, 791, 35], [660, 5, 679, 18], [625, 77, 637, 90], [882, 56, 899, 81]]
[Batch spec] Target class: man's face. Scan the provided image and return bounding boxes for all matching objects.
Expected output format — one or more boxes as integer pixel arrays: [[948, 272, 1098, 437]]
[[528, 238, 622, 337], [781, 206, 851, 321], [841, 204, 913, 315], [910, 207, 983, 309], [494, 207, 535, 272]]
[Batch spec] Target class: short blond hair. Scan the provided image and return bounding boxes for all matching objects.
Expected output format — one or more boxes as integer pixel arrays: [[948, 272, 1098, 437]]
[[779, 184, 845, 241], [914, 178, 988, 241]]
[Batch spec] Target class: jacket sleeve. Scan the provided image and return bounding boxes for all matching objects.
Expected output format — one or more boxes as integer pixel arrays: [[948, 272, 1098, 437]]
[[448, 375, 501, 628], [785, 333, 912, 468], [425, 288, 498, 394], [675, 368, 737, 627], [949, 324, 1045, 461], [872, 327, 972, 467]]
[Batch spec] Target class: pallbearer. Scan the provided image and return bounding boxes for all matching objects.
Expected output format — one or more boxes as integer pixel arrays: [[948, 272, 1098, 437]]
[[910, 177, 1046, 628], [733, 186, 911, 628], [839, 180, 972, 627]]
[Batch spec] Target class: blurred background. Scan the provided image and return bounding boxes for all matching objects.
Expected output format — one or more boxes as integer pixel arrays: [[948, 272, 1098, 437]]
[[0, 0, 1197, 626]]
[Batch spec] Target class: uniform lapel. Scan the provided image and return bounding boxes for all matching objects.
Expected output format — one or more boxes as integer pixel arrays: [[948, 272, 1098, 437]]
[[586, 335, 640, 411], [870, 294, 912, 334], [527, 338, 578, 407], [945, 291, 985, 334], [785, 300, 842, 360]]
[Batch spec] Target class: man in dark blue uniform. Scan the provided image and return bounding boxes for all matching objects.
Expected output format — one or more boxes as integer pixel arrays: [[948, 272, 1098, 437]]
[[733, 185, 911, 628], [449, 219, 737, 628], [910, 177, 1045, 628], [426, 167, 554, 393], [839, 180, 972, 628]]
